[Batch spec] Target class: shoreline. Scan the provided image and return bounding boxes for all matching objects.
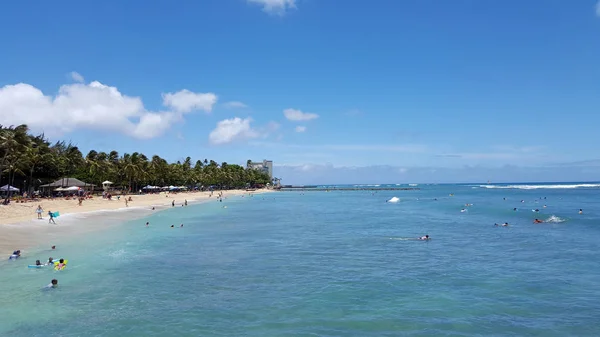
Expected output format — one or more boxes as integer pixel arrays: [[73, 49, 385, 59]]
[[0, 189, 273, 256]]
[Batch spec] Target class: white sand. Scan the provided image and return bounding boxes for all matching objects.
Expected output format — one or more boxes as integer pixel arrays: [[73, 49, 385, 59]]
[[0, 189, 272, 255]]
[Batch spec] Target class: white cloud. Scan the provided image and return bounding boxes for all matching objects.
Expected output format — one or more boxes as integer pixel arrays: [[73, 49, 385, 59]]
[[596, 1, 600, 16], [283, 108, 319, 122], [295, 126, 306, 133], [223, 101, 248, 109], [69, 71, 84, 83], [162, 89, 217, 113], [247, 0, 296, 15], [0, 80, 217, 139], [208, 117, 257, 145], [209, 118, 279, 145]]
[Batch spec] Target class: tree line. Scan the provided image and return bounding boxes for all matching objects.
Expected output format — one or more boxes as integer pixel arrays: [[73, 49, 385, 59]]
[[0, 124, 273, 194]]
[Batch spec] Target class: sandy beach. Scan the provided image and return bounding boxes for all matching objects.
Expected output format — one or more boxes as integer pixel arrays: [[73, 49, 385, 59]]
[[0, 189, 272, 256]]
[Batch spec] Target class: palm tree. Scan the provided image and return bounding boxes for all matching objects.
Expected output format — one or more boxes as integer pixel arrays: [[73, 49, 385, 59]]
[[0, 125, 272, 194]]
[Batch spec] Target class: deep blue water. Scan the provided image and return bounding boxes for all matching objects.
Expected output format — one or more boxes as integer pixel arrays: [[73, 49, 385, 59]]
[[1, 184, 600, 336]]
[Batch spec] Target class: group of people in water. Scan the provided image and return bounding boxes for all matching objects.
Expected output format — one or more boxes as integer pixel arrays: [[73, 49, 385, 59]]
[[7, 245, 64, 289]]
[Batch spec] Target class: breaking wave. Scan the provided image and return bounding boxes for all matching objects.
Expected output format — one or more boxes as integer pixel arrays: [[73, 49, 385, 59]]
[[478, 184, 600, 190]]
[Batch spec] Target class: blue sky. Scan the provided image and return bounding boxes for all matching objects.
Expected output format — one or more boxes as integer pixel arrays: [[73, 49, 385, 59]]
[[1, 0, 600, 184]]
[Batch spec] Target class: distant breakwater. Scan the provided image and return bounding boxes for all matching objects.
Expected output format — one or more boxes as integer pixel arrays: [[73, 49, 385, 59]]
[[278, 187, 420, 191]]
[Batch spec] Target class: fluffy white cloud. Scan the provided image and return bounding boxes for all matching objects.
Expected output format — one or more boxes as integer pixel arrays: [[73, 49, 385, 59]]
[[0, 78, 217, 139], [295, 126, 306, 133], [162, 89, 217, 113], [283, 108, 319, 121], [69, 71, 84, 83], [208, 117, 279, 145], [209, 117, 259, 145], [223, 101, 248, 109], [247, 0, 296, 15]]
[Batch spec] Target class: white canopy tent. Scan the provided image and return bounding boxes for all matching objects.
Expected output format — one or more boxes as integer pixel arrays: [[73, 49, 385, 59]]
[[0, 184, 19, 192]]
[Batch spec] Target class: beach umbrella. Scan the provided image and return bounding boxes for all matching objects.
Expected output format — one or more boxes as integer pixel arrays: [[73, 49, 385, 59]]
[[0, 184, 20, 192]]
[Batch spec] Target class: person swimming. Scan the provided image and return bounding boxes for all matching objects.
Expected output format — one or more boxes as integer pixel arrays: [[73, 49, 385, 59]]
[[47, 257, 54, 265], [534, 219, 544, 224], [579, 209, 583, 214], [45, 279, 58, 289], [170, 225, 174, 228], [513, 207, 517, 211], [180, 224, 183, 227], [35, 259, 42, 266], [55, 259, 66, 270], [9, 250, 21, 260], [419, 235, 430, 240]]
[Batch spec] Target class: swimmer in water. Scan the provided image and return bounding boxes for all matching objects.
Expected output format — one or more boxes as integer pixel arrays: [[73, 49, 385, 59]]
[[419, 235, 430, 240], [55, 259, 66, 270], [35, 259, 42, 266], [180, 224, 183, 227], [579, 209, 583, 214], [534, 219, 544, 224], [513, 207, 517, 211], [46, 279, 58, 288], [51, 245, 56, 250], [502, 222, 509, 227], [170, 225, 174, 228], [146, 222, 149, 227], [47, 257, 54, 265]]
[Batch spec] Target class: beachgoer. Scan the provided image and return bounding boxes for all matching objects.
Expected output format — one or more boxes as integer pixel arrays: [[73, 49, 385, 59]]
[[145, 222, 149, 227], [46, 279, 58, 288], [47, 257, 54, 265], [51, 245, 56, 250], [36, 205, 43, 219], [48, 211, 56, 224], [35, 260, 42, 266], [172, 200, 175, 207], [513, 207, 517, 211], [502, 222, 509, 227], [170, 225, 174, 228], [534, 219, 544, 224], [180, 224, 183, 227], [419, 235, 430, 240], [184, 199, 188, 206], [55, 259, 66, 270], [9, 250, 21, 260], [579, 209, 583, 214]]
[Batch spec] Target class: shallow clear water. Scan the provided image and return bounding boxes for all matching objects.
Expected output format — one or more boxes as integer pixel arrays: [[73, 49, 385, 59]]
[[1, 185, 600, 336]]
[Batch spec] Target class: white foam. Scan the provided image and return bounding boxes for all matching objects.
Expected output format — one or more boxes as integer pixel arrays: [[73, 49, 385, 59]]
[[545, 215, 566, 223], [387, 197, 400, 203], [478, 183, 600, 190]]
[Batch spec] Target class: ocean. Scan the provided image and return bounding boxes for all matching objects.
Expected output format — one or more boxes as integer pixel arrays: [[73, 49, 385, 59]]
[[1, 183, 600, 336]]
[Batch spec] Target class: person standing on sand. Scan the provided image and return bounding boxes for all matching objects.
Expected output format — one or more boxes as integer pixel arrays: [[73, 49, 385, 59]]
[[184, 199, 187, 206], [172, 200, 175, 207], [48, 211, 56, 224], [36, 205, 43, 219]]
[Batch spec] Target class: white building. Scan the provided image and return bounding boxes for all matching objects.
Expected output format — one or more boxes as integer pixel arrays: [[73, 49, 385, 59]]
[[247, 159, 273, 179]]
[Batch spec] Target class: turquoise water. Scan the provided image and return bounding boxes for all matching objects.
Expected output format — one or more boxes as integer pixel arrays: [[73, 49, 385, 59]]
[[1, 184, 600, 336]]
